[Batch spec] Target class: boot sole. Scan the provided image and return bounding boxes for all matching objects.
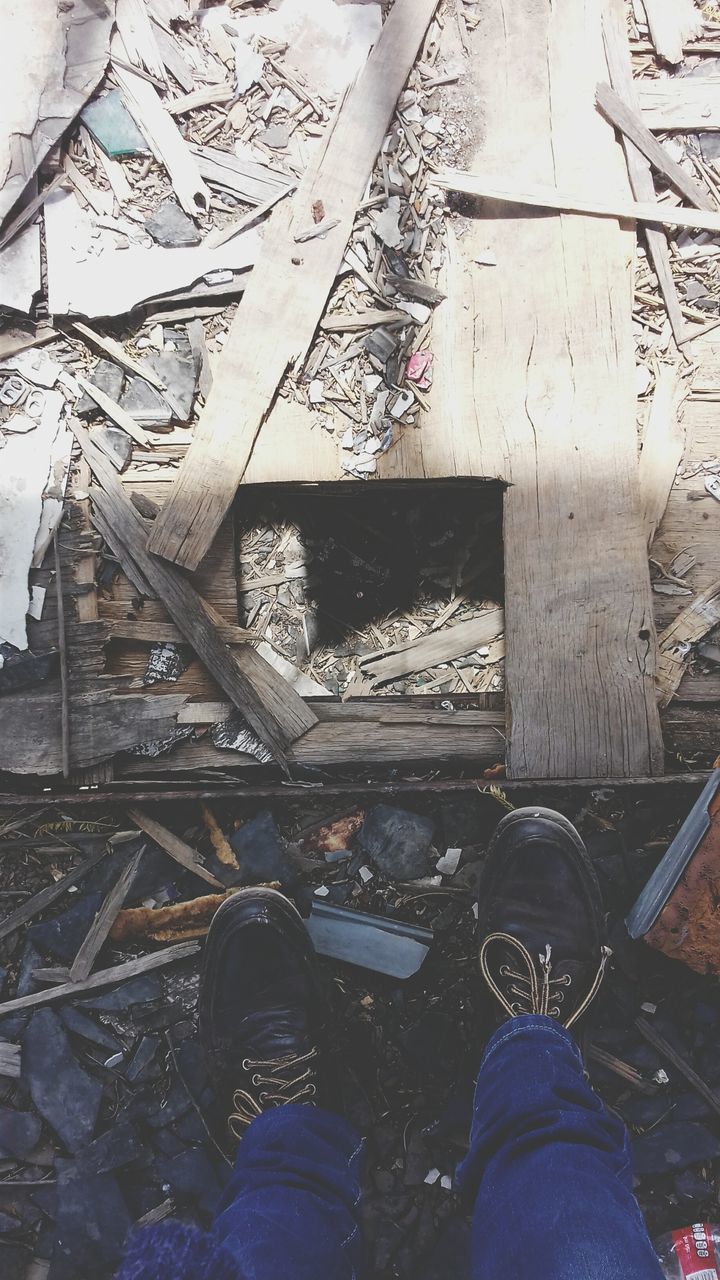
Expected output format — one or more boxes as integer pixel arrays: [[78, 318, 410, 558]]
[[477, 805, 605, 941]]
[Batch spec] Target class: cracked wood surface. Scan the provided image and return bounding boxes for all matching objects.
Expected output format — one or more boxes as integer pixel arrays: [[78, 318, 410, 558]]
[[466, 0, 662, 777]]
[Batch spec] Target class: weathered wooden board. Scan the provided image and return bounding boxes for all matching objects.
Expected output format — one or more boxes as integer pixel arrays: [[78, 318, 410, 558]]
[[455, 0, 663, 778]]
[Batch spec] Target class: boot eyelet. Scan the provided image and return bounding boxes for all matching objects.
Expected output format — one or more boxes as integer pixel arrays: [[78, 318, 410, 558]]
[[499, 965, 510, 977], [258, 1092, 268, 1103], [307, 1084, 317, 1096], [559, 975, 572, 986], [242, 1058, 251, 1070], [510, 1002, 522, 1014], [549, 1006, 561, 1017], [554, 991, 564, 1004], [251, 1074, 261, 1086]]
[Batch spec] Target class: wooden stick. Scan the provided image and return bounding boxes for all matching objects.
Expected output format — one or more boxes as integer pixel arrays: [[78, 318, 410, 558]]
[[0, 942, 200, 1016], [0, 845, 110, 943], [203, 185, 294, 250], [0, 172, 66, 252], [53, 528, 71, 780], [73, 422, 317, 769], [75, 375, 150, 448], [636, 1016, 720, 1121], [70, 322, 167, 391], [68, 846, 145, 982], [595, 82, 716, 213], [433, 170, 720, 234], [127, 806, 223, 887]]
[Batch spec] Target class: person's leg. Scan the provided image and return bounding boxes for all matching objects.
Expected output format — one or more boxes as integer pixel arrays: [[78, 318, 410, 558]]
[[116, 888, 365, 1280], [212, 1103, 364, 1280], [460, 807, 663, 1280], [458, 1015, 663, 1280]]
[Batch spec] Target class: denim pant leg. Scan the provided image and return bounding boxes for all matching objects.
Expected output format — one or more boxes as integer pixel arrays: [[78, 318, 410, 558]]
[[212, 1104, 366, 1280], [456, 1015, 664, 1280]]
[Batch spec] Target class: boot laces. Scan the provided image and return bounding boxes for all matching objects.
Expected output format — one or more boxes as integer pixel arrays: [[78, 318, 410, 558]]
[[480, 933, 611, 1028], [229, 1048, 318, 1138]]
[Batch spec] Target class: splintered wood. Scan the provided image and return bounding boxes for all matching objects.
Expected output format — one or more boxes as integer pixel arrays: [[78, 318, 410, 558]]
[[148, 0, 442, 569]]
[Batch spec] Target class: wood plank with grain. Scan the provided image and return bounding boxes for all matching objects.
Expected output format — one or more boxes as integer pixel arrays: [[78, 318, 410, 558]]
[[450, 0, 663, 777], [148, 0, 441, 570]]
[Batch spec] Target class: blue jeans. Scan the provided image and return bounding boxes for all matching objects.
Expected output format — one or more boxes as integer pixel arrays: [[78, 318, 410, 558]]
[[212, 1015, 664, 1280]]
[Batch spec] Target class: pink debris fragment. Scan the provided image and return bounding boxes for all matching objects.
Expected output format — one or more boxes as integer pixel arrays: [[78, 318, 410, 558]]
[[406, 350, 433, 390]]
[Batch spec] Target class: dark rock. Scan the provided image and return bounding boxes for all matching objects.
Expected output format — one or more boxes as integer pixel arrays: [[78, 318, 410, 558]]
[[0, 1107, 42, 1159], [632, 1121, 720, 1176], [145, 200, 201, 248], [77, 973, 162, 1012], [124, 1034, 161, 1084], [358, 805, 435, 880], [23, 1011, 103, 1154], [0, 1244, 26, 1279], [28, 893, 103, 964], [416, 1221, 471, 1280], [229, 811, 294, 885], [174, 1109, 208, 1144], [617, 1094, 673, 1129], [120, 343, 197, 425], [675, 1167, 710, 1201], [158, 1147, 223, 1214], [76, 359, 125, 415], [0, 1209, 22, 1231], [0, 646, 58, 695], [59, 1005, 123, 1055], [146, 1075, 191, 1128], [400, 1009, 462, 1077], [75, 1122, 143, 1176], [53, 1159, 132, 1277], [89, 423, 133, 471]]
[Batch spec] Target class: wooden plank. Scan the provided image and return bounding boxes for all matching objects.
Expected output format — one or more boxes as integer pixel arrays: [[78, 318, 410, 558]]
[[638, 78, 720, 132], [127, 806, 223, 887], [76, 374, 151, 448], [454, 0, 662, 778], [638, 364, 688, 547], [433, 171, 720, 235], [0, 1043, 21, 1079], [359, 610, 504, 686], [595, 82, 715, 212], [68, 847, 145, 982], [113, 37, 210, 216], [0, 943, 200, 1017], [73, 423, 317, 770], [601, 5, 687, 347], [148, 0, 442, 570], [641, 0, 703, 65], [0, 689, 191, 775]]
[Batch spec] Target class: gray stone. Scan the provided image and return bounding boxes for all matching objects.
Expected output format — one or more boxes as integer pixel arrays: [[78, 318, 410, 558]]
[[0, 1107, 42, 1159], [76, 359, 125, 415], [28, 893, 103, 964], [259, 123, 290, 150], [229, 811, 294, 885], [358, 805, 435, 879], [23, 1010, 103, 1154], [632, 1121, 720, 1176], [89, 423, 133, 471], [53, 1159, 131, 1277], [145, 199, 201, 248]]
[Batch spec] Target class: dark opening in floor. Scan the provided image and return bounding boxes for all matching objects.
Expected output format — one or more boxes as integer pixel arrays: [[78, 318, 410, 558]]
[[234, 482, 505, 696]]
